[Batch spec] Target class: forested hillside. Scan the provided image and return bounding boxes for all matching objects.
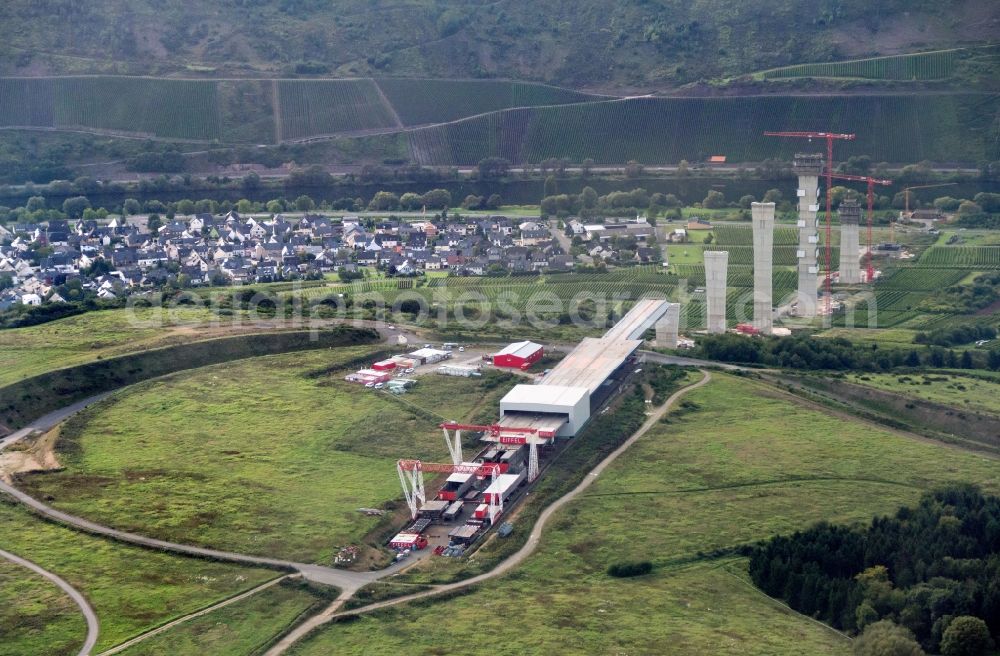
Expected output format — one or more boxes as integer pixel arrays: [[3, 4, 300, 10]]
[[1, 0, 996, 89]]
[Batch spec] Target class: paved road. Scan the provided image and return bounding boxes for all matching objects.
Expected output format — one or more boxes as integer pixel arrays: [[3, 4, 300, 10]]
[[0, 547, 100, 656], [0, 391, 116, 450], [264, 371, 712, 654]]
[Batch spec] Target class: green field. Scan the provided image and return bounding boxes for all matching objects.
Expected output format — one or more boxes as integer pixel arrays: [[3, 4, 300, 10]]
[[0, 306, 247, 388], [118, 578, 328, 656], [277, 79, 398, 140], [0, 499, 276, 653], [846, 371, 1000, 415], [405, 93, 997, 165], [287, 374, 1000, 655], [0, 556, 85, 656], [18, 348, 517, 563]]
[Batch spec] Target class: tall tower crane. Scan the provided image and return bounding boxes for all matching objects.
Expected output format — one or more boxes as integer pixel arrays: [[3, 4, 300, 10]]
[[827, 172, 892, 283], [764, 131, 856, 312]]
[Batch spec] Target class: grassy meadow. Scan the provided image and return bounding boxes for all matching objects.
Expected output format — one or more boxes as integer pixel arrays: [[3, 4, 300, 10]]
[[0, 306, 245, 387], [287, 374, 1000, 655], [846, 371, 1000, 415], [117, 578, 328, 656], [18, 348, 518, 563], [0, 555, 85, 656], [0, 499, 277, 653]]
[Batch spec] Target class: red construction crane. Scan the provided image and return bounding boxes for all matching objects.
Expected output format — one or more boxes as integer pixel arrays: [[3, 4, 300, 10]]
[[764, 131, 856, 312], [397, 459, 503, 521], [827, 172, 892, 283]]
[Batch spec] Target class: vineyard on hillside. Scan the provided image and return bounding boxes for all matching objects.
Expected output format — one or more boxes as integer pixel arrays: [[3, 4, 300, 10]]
[[406, 93, 996, 165], [52, 78, 222, 140], [762, 50, 960, 81], [760, 45, 1000, 81], [0, 77, 223, 140], [376, 79, 598, 126], [277, 79, 398, 140], [917, 246, 1000, 268]]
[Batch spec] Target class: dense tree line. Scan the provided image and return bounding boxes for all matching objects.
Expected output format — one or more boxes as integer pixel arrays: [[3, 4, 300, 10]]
[[692, 334, 1000, 372], [748, 486, 1000, 654]]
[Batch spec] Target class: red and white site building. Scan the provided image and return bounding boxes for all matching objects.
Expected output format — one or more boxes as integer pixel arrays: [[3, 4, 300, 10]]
[[492, 340, 544, 370]]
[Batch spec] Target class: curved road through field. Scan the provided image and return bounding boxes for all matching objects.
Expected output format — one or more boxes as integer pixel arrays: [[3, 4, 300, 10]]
[[263, 370, 712, 655], [0, 547, 99, 656]]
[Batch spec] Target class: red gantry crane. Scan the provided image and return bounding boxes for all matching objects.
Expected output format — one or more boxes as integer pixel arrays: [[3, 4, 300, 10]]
[[764, 131, 856, 311], [397, 459, 503, 522], [827, 172, 892, 283], [439, 421, 556, 483]]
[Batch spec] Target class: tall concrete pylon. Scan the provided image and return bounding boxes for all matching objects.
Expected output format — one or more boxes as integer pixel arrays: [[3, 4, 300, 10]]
[[794, 153, 823, 317], [654, 302, 681, 348], [751, 202, 775, 334], [838, 197, 862, 284], [704, 250, 728, 334]]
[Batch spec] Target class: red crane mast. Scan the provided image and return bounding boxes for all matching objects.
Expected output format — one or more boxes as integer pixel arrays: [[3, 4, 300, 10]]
[[827, 172, 892, 283], [764, 131, 856, 312]]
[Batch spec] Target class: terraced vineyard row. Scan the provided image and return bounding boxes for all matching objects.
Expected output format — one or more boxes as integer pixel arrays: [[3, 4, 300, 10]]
[[762, 49, 961, 81], [277, 79, 398, 140], [713, 225, 801, 247], [917, 246, 1000, 268], [877, 267, 968, 290], [406, 93, 995, 165]]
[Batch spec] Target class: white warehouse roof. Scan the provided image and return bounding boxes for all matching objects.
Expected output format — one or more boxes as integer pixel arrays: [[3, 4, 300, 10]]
[[500, 384, 588, 407], [496, 340, 543, 358], [410, 347, 450, 358]]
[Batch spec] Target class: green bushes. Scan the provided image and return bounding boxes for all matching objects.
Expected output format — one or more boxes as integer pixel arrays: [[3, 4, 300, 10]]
[[607, 561, 653, 577]]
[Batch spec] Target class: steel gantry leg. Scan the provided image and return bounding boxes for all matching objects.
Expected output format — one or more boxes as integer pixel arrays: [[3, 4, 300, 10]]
[[443, 426, 463, 465], [396, 460, 425, 520]]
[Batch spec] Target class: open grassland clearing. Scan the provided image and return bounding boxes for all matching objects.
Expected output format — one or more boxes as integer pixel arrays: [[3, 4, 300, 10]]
[[18, 348, 519, 563], [288, 374, 1000, 655], [845, 371, 1000, 415], [0, 499, 276, 654], [0, 555, 85, 656], [117, 578, 330, 656], [0, 306, 251, 388]]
